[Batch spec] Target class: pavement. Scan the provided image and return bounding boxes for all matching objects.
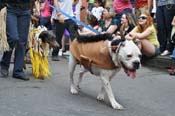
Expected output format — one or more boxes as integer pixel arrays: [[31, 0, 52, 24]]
[[0, 54, 175, 116], [0, 16, 174, 116]]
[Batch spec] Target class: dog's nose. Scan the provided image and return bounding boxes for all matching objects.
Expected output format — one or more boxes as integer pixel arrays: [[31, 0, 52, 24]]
[[133, 61, 140, 69]]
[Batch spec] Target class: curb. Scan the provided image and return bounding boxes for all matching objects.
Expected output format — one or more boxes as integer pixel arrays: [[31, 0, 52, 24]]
[[142, 55, 175, 69]]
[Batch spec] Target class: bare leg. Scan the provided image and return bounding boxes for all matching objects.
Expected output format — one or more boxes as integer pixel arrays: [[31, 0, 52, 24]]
[[62, 34, 66, 52]]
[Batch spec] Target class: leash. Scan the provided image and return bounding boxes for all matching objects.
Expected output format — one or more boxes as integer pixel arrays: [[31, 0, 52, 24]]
[[49, 4, 100, 34]]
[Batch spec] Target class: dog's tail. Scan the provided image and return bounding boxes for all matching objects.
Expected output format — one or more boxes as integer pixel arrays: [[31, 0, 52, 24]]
[[77, 33, 113, 43]]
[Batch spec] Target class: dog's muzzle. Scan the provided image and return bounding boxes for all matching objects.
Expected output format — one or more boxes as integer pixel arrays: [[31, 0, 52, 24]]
[[133, 61, 140, 70]]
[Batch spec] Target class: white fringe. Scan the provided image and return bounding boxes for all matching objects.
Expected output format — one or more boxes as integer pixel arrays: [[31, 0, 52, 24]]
[[0, 7, 9, 52]]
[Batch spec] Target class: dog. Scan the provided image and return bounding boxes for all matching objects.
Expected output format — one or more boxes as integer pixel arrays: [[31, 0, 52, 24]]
[[29, 26, 58, 54], [69, 33, 141, 110], [25, 26, 59, 78]]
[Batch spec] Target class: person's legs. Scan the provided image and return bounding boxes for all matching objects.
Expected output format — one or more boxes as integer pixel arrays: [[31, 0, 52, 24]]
[[140, 39, 158, 57], [0, 8, 18, 77], [164, 4, 175, 52], [52, 20, 65, 60], [156, 6, 167, 53], [13, 9, 30, 80], [65, 19, 78, 41]]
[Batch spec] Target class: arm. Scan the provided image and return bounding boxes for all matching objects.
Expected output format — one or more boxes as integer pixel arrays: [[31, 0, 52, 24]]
[[133, 27, 152, 39], [147, 0, 152, 13], [78, 26, 97, 36], [106, 18, 119, 34], [106, 25, 118, 34], [125, 27, 138, 40]]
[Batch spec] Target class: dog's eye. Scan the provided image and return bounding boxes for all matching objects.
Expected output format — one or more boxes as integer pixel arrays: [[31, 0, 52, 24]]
[[139, 54, 142, 59], [127, 54, 132, 58]]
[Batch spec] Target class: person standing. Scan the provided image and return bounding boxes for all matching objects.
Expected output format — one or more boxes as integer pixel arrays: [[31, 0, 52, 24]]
[[156, 0, 175, 55], [0, 0, 33, 80], [51, 0, 78, 61], [135, 0, 152, 20], [39, 0, 53, 30], [113, 0, 133, 27]]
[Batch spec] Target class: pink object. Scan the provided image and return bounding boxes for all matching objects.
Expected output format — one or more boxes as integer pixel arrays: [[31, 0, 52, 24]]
[[113, 0, 132, 14], [41, 0, 51, 18]]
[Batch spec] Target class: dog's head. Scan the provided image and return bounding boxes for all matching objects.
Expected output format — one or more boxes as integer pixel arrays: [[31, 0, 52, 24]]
[[38, 30, 59, 48], [111, 39, 142, 79]]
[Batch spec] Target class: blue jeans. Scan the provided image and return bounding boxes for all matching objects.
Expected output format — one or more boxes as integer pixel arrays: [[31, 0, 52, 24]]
[[0, 6, 30, 75], [156, 4, 175, 52], [39, 16, 52, 30]]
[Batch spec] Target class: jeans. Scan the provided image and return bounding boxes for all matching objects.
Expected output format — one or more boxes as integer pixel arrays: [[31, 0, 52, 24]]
[[0, 6, 30, 75], [156, 4, 175, 52], [39, 16, 52, 30]]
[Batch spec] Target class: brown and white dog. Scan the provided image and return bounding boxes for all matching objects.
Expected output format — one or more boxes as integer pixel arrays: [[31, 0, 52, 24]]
[[69, 34, 142, 110]]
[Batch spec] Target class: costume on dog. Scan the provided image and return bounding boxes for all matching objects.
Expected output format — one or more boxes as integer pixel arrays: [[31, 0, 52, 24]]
[[29, 26, 50, 79], [70, 40, 118, 71]]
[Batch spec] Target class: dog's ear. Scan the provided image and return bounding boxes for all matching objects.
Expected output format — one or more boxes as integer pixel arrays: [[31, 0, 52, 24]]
[[39, 31, 49, 43], [111, 39, 125, 52]]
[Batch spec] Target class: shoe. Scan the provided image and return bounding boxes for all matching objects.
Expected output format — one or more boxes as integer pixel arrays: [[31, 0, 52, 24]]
[[0, 67, 8, 78], [160, 50, 171, 56], [170, 48, 175, 59], [62, 49, 66, 53], [13, 73, 29, 81], [52, 56, 60, 61]]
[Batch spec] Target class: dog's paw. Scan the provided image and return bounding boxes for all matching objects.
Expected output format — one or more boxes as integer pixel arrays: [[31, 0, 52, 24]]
[[97, 94, 105, 101], [111, 103, 124, 110], [76, 85, 81, 90], [70, 86, 79, 94]]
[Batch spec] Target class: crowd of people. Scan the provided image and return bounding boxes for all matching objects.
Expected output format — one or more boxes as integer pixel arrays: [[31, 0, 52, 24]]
[[0, 0, 175, 80]]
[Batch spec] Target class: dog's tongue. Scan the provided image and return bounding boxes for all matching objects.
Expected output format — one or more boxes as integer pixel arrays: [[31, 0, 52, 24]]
[[125, 70, 136, 79]]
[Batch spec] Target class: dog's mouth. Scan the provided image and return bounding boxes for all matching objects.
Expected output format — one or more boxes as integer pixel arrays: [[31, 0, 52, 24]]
[[46, 40, 59, 48], [121, 62, 136, 79]]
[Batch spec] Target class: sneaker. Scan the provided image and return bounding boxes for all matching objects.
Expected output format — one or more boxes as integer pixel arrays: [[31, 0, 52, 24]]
[[52, 56, 60, 61], [62, 49, 66, 53], [0, 67, 8, 78], [13, 73, 29, 81], [170, 49, 175, 59], [160, 50, 171, 56]]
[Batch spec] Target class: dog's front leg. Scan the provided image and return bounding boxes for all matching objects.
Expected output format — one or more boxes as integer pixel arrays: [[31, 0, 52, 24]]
[[100, 76, 124, 110], [69, 53, 79, 94]]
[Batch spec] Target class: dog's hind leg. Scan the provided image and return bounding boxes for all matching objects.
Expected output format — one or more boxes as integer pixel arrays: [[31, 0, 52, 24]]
[[100, 76, 124, 110], [69, 53, 79, 94], [97, 86, 105, 101], [77, 68, 88, 89]]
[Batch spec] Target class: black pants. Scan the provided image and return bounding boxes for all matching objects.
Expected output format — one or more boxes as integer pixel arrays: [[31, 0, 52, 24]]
[[52, 19, 78, 57]]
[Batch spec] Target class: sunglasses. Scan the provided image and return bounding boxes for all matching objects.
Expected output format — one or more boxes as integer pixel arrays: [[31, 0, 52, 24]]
[[138, 16, 147, 20]]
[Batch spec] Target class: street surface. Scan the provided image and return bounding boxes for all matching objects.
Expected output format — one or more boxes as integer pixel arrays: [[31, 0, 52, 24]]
[[0, 57, 175, 116]]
